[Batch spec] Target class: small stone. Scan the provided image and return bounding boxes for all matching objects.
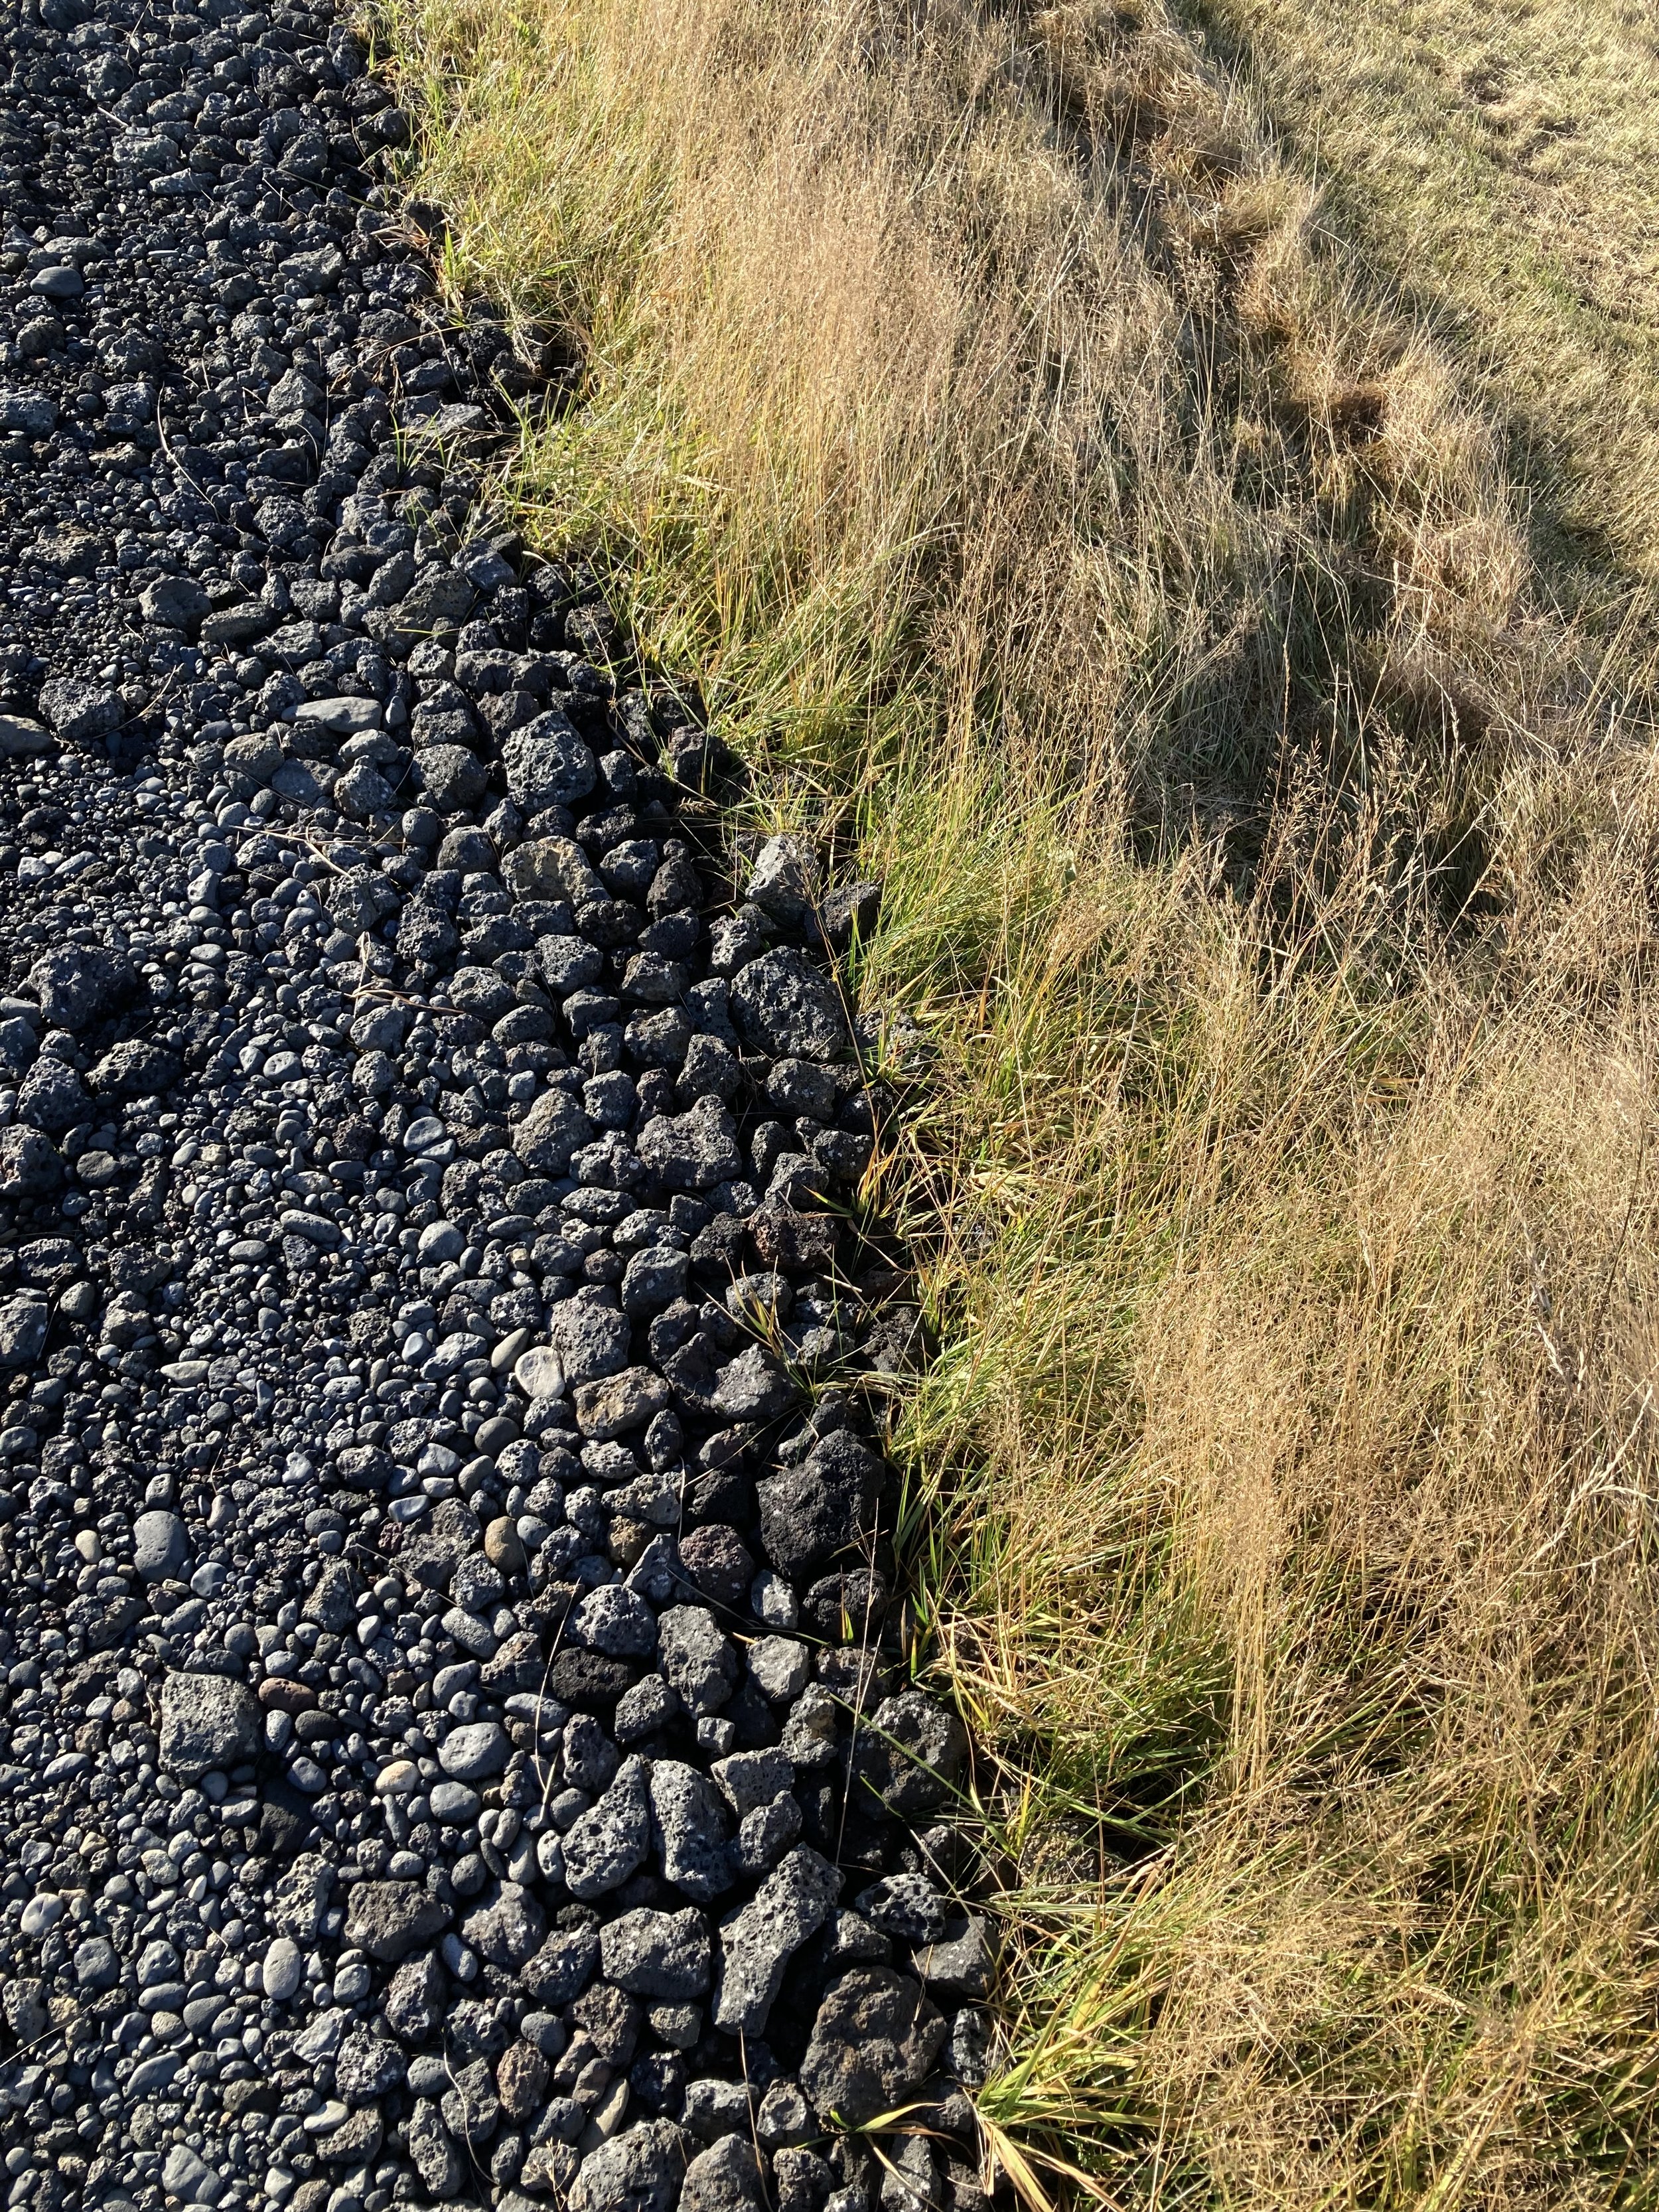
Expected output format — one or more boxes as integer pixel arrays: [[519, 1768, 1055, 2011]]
[[563, 1755, 653, 1899], [912, 1915, 996, 2000], [571, 1582, 658, 1659], [386, 1953, 447, 2044], [484, 1514, 528, 1574], [440, 1720, 510, 1780], [262, 1937, 303, 2002], [139, 574, 210, 630], [658, 1605, 739, 1715], [497, 2039, 549, 2122], [502, 710, 596, 813], [851, 1688, 970, 1820], [748, 1635, 810, 1703], [336, 2026, 405, 2103], [711, 1747, 794, 1816], [573, 1363, 672, 1440], [344, 1880, 451, 1963], [599, 1906, 713, 2000], [713, 1846, 843, 2034], [567, 2118, 686, 2212], [729, 946, 849, 1061], [522, 1923, 601, 2006], [755, 2079, 814, 2150], [853, 1873, 952, 1944], [650, 1759, 732, 1903], [680, 2134, 768, 2211], [159, 1672, 259, 1778], [799, 1966, 948, 2125], [462, 1881, 547, 1970], [757, 1430, 885, 1582], [681, 2079, 754, 2140]]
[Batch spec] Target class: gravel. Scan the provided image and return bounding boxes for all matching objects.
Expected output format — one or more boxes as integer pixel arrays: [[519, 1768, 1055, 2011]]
[[0, 1, 997, 2207]]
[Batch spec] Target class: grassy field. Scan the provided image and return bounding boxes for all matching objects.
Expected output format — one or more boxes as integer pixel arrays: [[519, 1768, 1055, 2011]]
[[1187, 0, 1659, 589], [376, 0, 1659, 2200]]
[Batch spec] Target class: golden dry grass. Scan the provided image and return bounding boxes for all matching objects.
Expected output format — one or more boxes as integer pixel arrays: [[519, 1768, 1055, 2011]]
[[374, 0, 1659, 2198], [1187, 0, 1659, 585]]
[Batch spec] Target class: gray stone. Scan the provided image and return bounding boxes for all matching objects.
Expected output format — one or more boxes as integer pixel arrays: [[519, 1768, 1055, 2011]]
[[512, 1087, 594, 1174], [391, 565, 475, 641], [852, 1688, 970, 1820], [344, 1880, 451, 1963], [728, 947, 849, 1061], [658, 1606, 739, 1716], [36, 677, 119, 747], [336, 2026, 406, 2103], [0, 715, 50, 759], [305, 1558, 355, 1631], [622, 1246, 691, 1316], [730, 1795, 804, 1875], [711, 1747, 794, 1817], [269, 1856, 334, 1945], [650, 1759, 733, 1903], [854, 1874, 951, 1944], [683, 2079, 755, 2140], [161, 2146, 212, 2203], [72, 1935, 117, 1990], [878, 2136, 941, 2211], [0, 1127, 60, 1198], [798, 1966, 948, 2125], [568, 2118, 686, 2212], [571, 1582, 658, 1658], [416, 741, 488, 812], [139, 575, 210, 629], [462, 1881, 546, 1969], [0, 1295, 48, 1370], [748, 1636, 810, 1703], [573, 1363, 672, 1439], [636, 1096, 744, 1191], [17, 1056, 86, 1132], [680, 2135, 768, 2212], [599, 1906, 713, 2000], [408, 2099, 465, 2196], [386, 1952, 446, 2043], [0, 389, 56, 436], [757, 1430, 885, 1582], [88, 1038, 180, 1099], [747, 834, 819, 923], [158, 1672, 259, 1779], [522, 1923, 601, 2006], [502, 710, 597, 812], [755, 2079, 815, 2150], [711, 1344, 798, 1422], [548, 1298, 632, 1386], [261, 1937, 303, 2002], [440, 1720, 510, 1780], [563, 1755, 652, 1899], [912, 1914, 996, 2000], [713, 1845, 842, 2034], [27, 943, 133, 1030]]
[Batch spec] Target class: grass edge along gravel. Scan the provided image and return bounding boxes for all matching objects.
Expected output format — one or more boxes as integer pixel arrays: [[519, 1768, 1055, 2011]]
[[374, 0, 1659, 2201]]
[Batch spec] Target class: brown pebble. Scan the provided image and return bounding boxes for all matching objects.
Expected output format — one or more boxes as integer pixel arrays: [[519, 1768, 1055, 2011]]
[[484, 1514, 528, 1576]]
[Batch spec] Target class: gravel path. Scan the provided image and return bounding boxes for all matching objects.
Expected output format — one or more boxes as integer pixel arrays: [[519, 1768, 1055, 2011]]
[[0, 7, 995, 2211]]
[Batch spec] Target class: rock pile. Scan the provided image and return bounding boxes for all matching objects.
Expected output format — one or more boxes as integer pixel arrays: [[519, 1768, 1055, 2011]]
[[0, 2, 996, 2210]]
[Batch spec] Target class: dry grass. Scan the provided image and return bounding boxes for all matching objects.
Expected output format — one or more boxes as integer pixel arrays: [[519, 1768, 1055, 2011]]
[[375, 0, 1659, 2198], [1186, 0, 1659, 587]]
